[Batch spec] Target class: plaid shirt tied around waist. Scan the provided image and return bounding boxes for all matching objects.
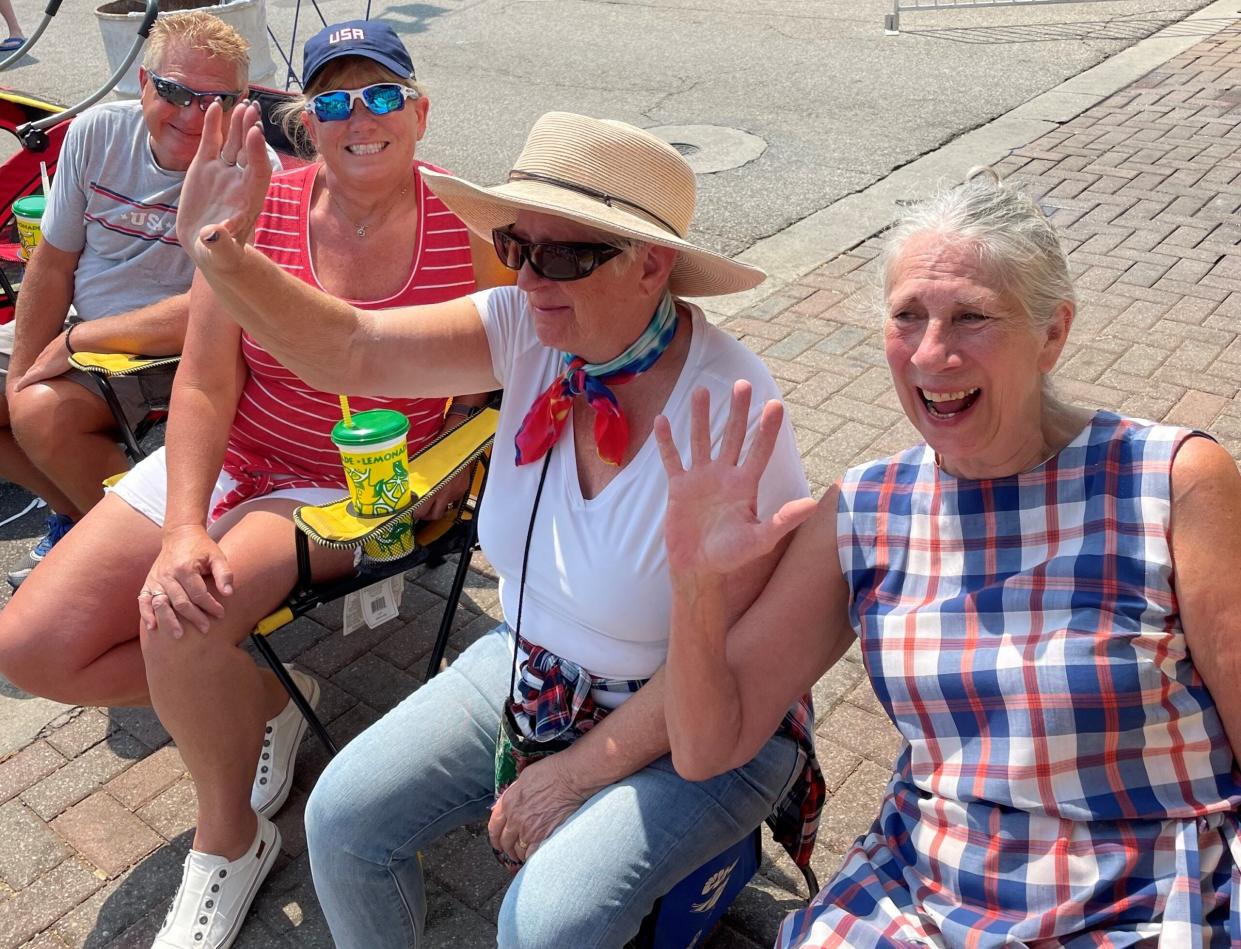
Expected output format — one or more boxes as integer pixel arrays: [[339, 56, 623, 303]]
[[510, 631, 825, 878], [511, 632, 645, 742]]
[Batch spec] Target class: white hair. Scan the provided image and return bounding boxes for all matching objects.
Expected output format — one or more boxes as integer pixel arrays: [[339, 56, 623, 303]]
[[878, 169, 1075, 333]]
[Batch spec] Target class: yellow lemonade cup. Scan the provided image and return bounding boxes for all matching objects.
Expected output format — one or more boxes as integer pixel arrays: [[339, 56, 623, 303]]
[[331, 409, 416, 560], [12, 194, 45, 261]]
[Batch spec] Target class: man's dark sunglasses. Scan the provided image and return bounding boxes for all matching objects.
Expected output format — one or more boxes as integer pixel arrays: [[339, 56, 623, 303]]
[[492, 226, 623, 281], [148, 72, 242, 112]]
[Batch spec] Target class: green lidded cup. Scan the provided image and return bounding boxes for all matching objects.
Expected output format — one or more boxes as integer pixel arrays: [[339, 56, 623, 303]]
[[12, 194, 45, 261], [331, 408, 415, 560]]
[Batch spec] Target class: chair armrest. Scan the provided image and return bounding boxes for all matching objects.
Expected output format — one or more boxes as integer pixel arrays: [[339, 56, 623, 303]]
[[69, 351, 181, 377], [294, 406, 499, 549]]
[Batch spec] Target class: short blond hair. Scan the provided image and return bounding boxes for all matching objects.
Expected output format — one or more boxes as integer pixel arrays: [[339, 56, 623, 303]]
[[144, 11, 251, 87]]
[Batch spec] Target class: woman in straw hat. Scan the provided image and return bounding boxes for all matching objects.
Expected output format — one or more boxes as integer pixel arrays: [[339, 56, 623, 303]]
[[171, 102, 823, 945]]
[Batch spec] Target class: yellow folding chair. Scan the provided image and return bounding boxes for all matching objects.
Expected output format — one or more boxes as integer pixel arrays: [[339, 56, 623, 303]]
[[248, 407, 499, 755], [67, 351, 179, 463]]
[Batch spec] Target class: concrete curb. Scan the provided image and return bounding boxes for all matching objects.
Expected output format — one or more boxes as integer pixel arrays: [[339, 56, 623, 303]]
[[695, 0, 1241, 321]]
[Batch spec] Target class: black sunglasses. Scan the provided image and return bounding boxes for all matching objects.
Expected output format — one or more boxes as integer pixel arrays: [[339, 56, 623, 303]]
[[492, 226, 623, 282], [148, 72, 242, 112]]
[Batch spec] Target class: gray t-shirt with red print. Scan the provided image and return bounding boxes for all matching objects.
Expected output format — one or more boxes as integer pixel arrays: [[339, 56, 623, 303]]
[[40, 100, 191, 321], [41, 100, 279, 321]]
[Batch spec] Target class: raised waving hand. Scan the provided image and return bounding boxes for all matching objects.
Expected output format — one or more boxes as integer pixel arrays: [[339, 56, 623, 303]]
[[174, 99, 272, 271], [655, 381, 817, 578]]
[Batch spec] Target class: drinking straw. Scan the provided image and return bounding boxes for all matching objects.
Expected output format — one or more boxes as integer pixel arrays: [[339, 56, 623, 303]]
[[339, 394, 354, 427], [39, 161, 50, 196]]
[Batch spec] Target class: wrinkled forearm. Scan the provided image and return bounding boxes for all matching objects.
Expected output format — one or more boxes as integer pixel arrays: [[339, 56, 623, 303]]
[[552, 670, 671, 798], [666, 571, 746, 780]]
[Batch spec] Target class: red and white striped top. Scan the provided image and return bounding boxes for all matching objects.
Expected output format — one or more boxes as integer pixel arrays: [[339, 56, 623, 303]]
[[212, 160, 475, 519]]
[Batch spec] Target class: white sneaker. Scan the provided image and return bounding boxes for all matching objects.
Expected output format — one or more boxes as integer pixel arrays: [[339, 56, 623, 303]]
[[152, 817, 281, 949], [251, 667, 319, 818]]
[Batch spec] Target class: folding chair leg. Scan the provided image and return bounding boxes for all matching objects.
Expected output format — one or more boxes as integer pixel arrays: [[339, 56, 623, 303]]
[[87, 375, 146, 463], [250, 632, 339, 755], [424, 534, 477, 681]]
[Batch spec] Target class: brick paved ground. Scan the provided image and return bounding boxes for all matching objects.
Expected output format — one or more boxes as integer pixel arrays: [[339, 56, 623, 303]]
[[6, 22, 1241, 949]]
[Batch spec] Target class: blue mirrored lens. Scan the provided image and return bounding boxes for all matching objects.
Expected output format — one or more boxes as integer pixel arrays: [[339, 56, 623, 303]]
[[313, 91, 352, 121], [361, 84, 406, 115]]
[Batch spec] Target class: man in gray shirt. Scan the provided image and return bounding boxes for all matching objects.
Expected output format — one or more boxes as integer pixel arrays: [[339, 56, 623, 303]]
[[0, 11, 265, 588]]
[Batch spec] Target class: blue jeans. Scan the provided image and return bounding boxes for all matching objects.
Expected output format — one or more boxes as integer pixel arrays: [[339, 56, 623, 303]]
[[305, 626, 803, 948]]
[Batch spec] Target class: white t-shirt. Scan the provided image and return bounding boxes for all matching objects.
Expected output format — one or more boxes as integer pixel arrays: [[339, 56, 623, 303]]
[[474, 286, 809, 705]]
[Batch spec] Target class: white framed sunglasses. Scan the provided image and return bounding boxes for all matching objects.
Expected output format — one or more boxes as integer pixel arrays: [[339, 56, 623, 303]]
[[305, 82, 419, 122]]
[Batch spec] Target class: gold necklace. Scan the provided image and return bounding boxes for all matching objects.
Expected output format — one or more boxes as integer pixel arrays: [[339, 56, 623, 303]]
[[329, 182, 410, 238]]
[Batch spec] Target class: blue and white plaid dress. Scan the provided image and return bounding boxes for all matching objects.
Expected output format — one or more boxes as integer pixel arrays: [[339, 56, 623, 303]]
[[780, 412, 1241, 948]]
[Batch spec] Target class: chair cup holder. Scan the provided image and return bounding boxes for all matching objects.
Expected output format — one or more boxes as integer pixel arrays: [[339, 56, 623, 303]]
[[359, 510, 418, 562]]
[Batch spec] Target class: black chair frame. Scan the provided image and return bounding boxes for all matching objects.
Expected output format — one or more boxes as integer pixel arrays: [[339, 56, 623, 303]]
[[80, 367, 172, 464], [249, 451, 492, 757]]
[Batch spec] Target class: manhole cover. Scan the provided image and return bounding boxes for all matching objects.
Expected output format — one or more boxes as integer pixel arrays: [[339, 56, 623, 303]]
[[648, 125, 766, 175]]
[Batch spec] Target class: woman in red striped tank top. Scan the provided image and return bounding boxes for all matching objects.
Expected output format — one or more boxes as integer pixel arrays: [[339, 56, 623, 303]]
[[0, 22, 511, 946]]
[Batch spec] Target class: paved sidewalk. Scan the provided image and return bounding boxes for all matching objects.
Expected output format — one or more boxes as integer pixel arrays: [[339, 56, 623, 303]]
[[6, 20, 1241, 949]]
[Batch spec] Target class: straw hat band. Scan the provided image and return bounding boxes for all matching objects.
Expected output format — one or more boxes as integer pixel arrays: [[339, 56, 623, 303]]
[[507, 113, 696, 239], [507, 170, 685, 239], [419, 112, 768, 298]]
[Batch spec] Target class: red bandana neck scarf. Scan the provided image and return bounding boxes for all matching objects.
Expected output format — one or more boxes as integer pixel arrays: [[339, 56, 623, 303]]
[[514, 293, 679, 467]]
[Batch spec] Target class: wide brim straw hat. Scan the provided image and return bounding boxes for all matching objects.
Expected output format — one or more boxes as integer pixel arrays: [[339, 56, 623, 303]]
[[419, 112, 766, 298]]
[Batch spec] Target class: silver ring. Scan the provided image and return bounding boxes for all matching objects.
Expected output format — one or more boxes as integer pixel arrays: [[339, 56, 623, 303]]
[[219, 154, 237, 167], [150, 591, 169, 599]]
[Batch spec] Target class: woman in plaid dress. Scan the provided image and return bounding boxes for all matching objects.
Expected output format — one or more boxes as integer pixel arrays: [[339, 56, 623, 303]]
[[656, 175, 1241, 947]]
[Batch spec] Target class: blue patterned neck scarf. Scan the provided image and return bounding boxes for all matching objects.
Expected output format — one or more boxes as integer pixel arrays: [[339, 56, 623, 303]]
[[514, 292, 679, 466]]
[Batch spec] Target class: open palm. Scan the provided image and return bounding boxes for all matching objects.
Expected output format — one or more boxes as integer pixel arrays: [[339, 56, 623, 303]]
[[656, 382, 817, 577], [175, 99, 272, 270]]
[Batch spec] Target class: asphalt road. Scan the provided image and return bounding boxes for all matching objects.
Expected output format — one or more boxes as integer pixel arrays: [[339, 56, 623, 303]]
[[0, 0, 1222, 255]]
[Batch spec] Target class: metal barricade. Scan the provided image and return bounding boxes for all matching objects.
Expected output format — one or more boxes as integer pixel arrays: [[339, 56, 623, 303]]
[[886, 0, 1128, 33]]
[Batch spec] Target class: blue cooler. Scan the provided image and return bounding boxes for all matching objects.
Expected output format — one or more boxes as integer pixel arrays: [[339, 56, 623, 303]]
[[634, 828, 762, 948]]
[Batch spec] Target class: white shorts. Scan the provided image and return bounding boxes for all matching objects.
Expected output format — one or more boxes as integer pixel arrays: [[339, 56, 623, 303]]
[[109, 446, 344, 535]]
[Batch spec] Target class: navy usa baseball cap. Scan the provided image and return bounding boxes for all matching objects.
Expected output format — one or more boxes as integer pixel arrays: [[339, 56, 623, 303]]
[[302, 20, 415, 87]]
